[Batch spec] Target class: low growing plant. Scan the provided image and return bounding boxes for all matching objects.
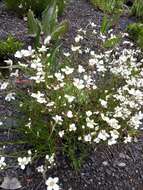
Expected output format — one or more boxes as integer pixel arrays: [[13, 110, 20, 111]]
[[0, 21, 143, 189], [27, 3, 69, 47], [127, 23, 143, 49], [0, 35, 23, 58], [131, 0, 143, 19], [90, 0, 124, 14], [5, 0, 66, 17]]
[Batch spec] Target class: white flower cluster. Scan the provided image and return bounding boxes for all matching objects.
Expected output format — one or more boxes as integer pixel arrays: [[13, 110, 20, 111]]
[[0, 157, 6, 170], [13, 30, 142, 147], [1, 21, 143, 179], [18, 150, 32, 170], [46, 153, 55, 167]]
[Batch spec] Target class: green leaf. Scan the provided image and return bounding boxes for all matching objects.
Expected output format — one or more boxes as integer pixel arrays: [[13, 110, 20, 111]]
[[27, 9, 41, 36], [51, 20, 69, 41], [27, 9, 41, 47], [100, 15, 109, 34], [57, 0, 65, 16], [42, 3, 57, 35], [103, 36, 120, 48]]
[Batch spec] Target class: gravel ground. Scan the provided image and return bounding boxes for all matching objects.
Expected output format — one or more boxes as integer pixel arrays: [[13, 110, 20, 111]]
[[0, 0, 143, 190], [0, 0, 31, 43]]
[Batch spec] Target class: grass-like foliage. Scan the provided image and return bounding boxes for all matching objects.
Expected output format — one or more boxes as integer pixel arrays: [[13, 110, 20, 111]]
[[90, 0, 124, 14], [5, 0, 66, 17], [0, 35, 23, 58], [127, 23, 143, 49], [131, 0, 143, 19]]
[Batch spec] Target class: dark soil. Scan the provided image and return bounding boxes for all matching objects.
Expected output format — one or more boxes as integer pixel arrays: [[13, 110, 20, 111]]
[[0, 0, 143, 190], [0, 1, 31, 43]]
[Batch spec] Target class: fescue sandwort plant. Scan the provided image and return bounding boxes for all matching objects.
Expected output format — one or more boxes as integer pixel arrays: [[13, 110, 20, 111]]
[[0, 21, 143, 189]]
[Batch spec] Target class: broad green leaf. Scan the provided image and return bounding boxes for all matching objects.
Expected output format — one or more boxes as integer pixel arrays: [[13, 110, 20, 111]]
[[51, 20, 69, 41], [27, 9, 40, 35], [100, 16, 109, 34], [42, 2, 57, 35], [27, 9, 41, 47]]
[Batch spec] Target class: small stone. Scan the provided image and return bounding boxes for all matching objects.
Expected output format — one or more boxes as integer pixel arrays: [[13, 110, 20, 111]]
[[102, 161, 108, 166], [119, 153, 126, 159], [117, 162, 126, 167], [0, 176, 22, 189]]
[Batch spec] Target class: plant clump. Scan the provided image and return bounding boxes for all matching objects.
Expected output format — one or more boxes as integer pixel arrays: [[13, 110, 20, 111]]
[[0, 35, 23, 58], [5, 0, 66, 17], [131, 0, 143, 19], [0, 22, 142, 179], [90, 0, 124, 14], [127, 23, 143, 49]]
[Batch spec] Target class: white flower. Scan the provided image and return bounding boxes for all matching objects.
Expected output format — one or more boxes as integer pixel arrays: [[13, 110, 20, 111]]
[[78, 65, 85, 73], [89, 58, 96, 66], [23, 16, 27, 21], [58, 130, 65, 138], [85, 48, 90, 53], [65, 95, 75, 103], [100, 99, 107, 108], [128, 111, 143, 129], [10, 69, 19, 77], [38, 45, 48, 52], [0, 157, 6, 169], [46, 154, 55, 164], [44, 36, 51, 45], [90, 22, 97, 27], [25, 121, 31, 129], [110, 130, 119, 139], [86, 118, 96, 129], [18, 157, 31, 170], [18, 3, 23, 8], [67, 111, 73, 118], [47, 102, 55, 107], [108, 138, 117, 145], [15, 51, 23, 58], [101, 115, 121, 130], [63, 52, 70, 57], [30, 74, 45, 84], [45, 177, 60, 190], [86, 111, 92, 117], [30, 58, 42, 69], [4, 59, 13, 67], [124, 135, 132, 143], [0, 82, 8, 90], [37, 165, 44, 173], [69, 123, 76, 131], [98, 130, 110, 141], [55, 72, 64, 81], [15, 46, 34, 58], [75, 34, 83, 43], [0, 121, 3, 126], [71, 45, 80, 52], [78, 28, 86, 34], [84, 134, 92, 142], [53, 115, 63, 125], [31, 91, 47, 104], [99, 33, 106, 41], [28, 150, 32, 155], [61, 66, 74, 75], [73, 78, 84, 89], [92, 30, 97, 34], [5, 93, 15, 102]]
